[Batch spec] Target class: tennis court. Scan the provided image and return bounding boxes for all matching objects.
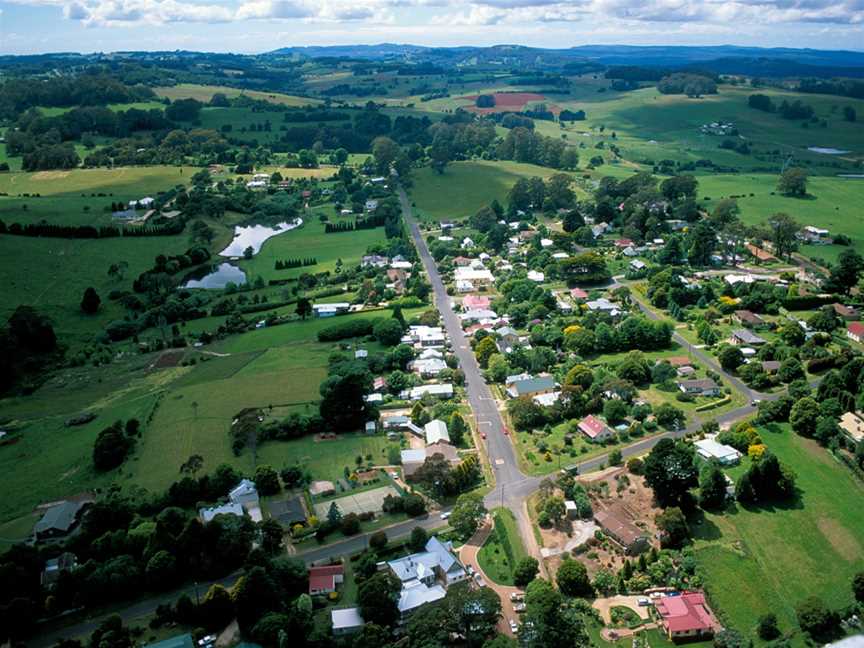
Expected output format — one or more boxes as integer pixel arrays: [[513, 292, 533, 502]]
[[313, 485, 399, 517]]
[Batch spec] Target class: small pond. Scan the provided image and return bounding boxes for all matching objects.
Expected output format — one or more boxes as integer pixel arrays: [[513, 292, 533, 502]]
[[219, 217, 303, 257], [807, 147, 851, 155], [183, 263, 247, 289]]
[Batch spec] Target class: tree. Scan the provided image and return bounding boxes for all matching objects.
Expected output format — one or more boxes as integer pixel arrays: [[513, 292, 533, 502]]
[[795, 596, 836, 638], [260, 518, 284, 555], [644, 438, 697, 507], [371, 137, 401, 175], [556, 558, 593, 597], [655, 403, 685, 430], [92, 422, 132, 471], [514, 557, 539, 587], [449, 492, 487, 539], [757, 613, 781, 640], [145, 550, 178, 589], [686, 220, 715, 266], [718, 345, 744, 372], [475, 336, 498, 368], [542, 496, 567, 525], [369, 530, 388, 553], [254, 465, 281, 495], [790, 397, 819, 438], [616, 351, 651, 384], [409, 526, 429, 552], [319, 362, 375, 432], [559, 252, 611, 285], [341, 513, 361, 535], [373, 319, 404, 346], [603, 399, 628, 424], [777, 358, 804, 383], [826, 248, 864, 294], [487, 354, 511, 383], [655, 507, 689, 548], [358, 571, 402, 627], [608, 449, 623, 467], [80, 287, 101, 314], [777, 167, 808, 197], [449, 412, 467, 446], [698, 462, 728, 510], [768, 212, 800, 259], [295, 297, 312, 320]]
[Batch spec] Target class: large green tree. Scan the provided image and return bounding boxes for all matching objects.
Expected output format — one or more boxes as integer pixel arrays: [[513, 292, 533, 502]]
[[643, 438, 697, 507]]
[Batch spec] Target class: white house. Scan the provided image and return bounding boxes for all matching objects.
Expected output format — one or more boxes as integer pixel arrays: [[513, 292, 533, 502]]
[[527, 270, 545, 282], [387, 537, 468, 617], [331, 608, 365, 636], [424, 419, 451, 445], [694, 438, 742, 465], [403, 384, 454, 400], [454, 267, 494, 286]]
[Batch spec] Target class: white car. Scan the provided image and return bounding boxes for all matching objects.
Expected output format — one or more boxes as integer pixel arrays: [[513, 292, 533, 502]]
[[509, 620, 519, 633], [637, 597, 650, 607], [440, 511, 451, 520], [474, 573, 486, 587], [510, 592, 524, 602]]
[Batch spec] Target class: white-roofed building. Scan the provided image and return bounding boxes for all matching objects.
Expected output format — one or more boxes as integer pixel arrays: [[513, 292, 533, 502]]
[[403, 383, 454, 400], [199, 502, 244, 523], [331, 608, 365, 636], [411, 357, 448, 377], [454, 267, 494, 286], [694, 438, 742, 465], [424, 419, 450, 445], [386, 536, 467, 617], [527, 270, 545, 282]]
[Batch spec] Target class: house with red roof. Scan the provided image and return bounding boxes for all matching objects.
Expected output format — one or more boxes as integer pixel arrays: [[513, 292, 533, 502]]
[[655, 591, 721, 641], [462, 294, 492, 311], [848, 322, 864, 344], [570, 287, 589, 300], [309, 564, 344, 595], [577, 415, 612, 442], [614, 238, 634, 249]]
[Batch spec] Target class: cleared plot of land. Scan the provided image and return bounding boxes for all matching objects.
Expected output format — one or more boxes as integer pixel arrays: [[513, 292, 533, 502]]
[[313, 485, 398, 517], [410, 160, 580, 222], [694, 423, 864, 643], [259, 434, 395, 485], [154, 83, 320, 106]]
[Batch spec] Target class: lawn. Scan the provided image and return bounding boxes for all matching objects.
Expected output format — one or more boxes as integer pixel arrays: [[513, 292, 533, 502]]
[[477, 507, 528, 586], [239, 210, 389, 282], [154, 83, 320, 106], [692, 423, 864, 644]]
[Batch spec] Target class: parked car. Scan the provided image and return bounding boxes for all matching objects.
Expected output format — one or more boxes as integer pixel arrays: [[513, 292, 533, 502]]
[[637, 597, 650, 606], [466, 564, 475, 575], [509, 592, 524, 602], [440, 511, 451, 520], [474, 573, 486, 587], [509, 620, 519, 633], [513, 602, 526, 613]]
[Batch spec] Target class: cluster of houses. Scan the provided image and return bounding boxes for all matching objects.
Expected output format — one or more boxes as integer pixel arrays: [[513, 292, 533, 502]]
[[331, 536, 468, 635], [392, 416, 462, 479]]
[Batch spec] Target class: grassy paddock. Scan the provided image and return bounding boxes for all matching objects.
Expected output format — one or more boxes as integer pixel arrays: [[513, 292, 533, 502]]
[[693, 423, 864, 643]]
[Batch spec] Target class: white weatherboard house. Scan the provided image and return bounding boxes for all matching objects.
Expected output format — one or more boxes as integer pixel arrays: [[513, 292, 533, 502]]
[[694, 438, 742, 465], [387, 536, 468, 617], [424, 419, 450, 445]]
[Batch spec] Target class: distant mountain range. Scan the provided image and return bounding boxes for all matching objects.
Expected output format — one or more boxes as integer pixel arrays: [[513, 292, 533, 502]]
[[268, 43, 864, 77]]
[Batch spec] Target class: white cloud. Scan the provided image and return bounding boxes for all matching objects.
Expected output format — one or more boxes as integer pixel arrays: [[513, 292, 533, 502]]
[[6, 0, 864, 28]]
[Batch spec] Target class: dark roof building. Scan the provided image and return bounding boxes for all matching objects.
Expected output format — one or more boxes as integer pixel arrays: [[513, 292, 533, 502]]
[[594, 509, 649, 555], [269, 497, 307, 527], [34, 501, 85, 540]]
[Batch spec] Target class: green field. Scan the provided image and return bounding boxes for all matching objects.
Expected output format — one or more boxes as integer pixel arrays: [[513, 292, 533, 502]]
[[477, 507, 528, 586], [240, 209, 389, 281], [154, 83, 320, 106], [0, 166, 188, 226], [694, 423, 864, 643], [410, 160, 580, 222]]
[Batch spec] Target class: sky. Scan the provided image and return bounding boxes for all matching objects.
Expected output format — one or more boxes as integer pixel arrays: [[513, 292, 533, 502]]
[[1, 0, 863, 55]]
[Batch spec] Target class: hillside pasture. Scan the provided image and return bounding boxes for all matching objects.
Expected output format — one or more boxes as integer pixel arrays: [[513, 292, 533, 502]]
[[410, 160, 579, 222]]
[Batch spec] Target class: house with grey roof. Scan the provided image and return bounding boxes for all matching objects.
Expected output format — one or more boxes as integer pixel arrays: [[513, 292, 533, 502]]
[[34, 501, 86, 541], [507, 375, 556, 399], [730, 329, 767, 346], [677, 379, 721, 397], [424, 419, 450, 445]]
